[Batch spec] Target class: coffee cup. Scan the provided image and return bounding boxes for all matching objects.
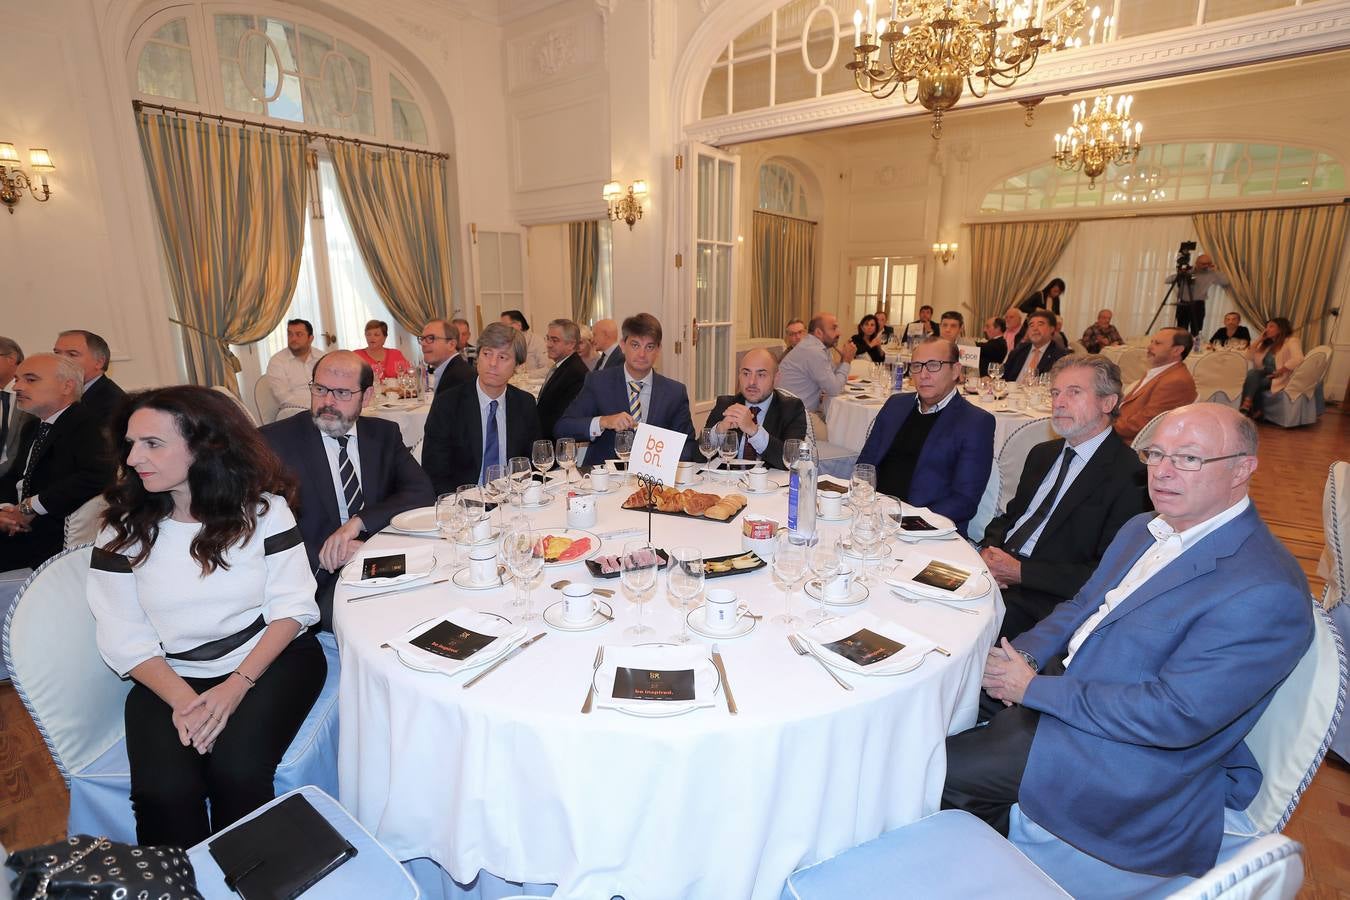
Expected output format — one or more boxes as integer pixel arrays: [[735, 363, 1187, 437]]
[[468, 543, 498, 585], [823, 570, 853, 600], [818, 493, 845, 518], [676, 461, 698, 485], [704, 588, 749, 633], [590, 467, 612, 492], [561, 583, 597, 623], [747, 467, 770, 491], [471, 517, 493, 542]]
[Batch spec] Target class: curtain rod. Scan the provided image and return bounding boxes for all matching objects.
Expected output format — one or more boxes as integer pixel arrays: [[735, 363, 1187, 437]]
[[965, 198, 1350, 227], [132, 100, 450, 160], [753, 209, 819, 225]]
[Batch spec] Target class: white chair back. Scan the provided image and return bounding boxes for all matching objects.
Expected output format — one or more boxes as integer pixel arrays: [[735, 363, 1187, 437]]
[[1100, 345, 1127, 365], [1280, 347, 1330, 401], [1, 546, 130, 785], [1320, 461, 1348, 611], [1191, 352, 1248, 407], [213, 384, 260, 426], [1068, 339, 1088, 355], [1243, 603, 1346, 833], [1167, 834, 1304, 900], [1118, 348, 1150, 385], [996, 418, 1057, 514], [64, 495, 107, 550], [253, 377, 280, 424]]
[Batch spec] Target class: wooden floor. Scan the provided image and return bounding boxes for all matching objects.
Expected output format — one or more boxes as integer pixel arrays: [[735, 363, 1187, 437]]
[[1, 409, 1347, 895]]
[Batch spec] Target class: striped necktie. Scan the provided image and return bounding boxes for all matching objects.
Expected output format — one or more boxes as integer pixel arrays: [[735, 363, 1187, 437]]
[[742, 406, 761, 461], [628, 380, 643, 423], [336, 435, 364, 517]]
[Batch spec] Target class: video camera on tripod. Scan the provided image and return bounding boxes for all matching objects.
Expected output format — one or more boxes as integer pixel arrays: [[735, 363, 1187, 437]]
[[1175, 240, 1198, 273], [1147, 241, 1200, 332]]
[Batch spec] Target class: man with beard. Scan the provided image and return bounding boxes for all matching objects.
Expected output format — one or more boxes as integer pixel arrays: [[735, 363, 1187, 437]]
[[261, 350, 433, 630]]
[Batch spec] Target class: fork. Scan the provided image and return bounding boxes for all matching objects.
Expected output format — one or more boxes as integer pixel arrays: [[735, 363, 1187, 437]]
[[787, 634, 853, 691], [890, 589, 980, 615], [580, 645, 605, 714]]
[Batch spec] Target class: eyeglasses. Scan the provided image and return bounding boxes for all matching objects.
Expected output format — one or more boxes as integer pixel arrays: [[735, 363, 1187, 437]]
[[1137, 448, 1248, 471], [905, 360, 958, 375], [308, 382, 360, 401], [418, 335, 452, 344]]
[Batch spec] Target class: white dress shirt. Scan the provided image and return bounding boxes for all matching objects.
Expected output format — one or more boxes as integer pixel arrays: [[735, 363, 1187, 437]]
[[1007, 425, 1113, 556], [477, 380, 510, 475], [320, 425, 362, 525], [590, 368, 652, 438], [267, 347, 325, 411], [916, 387, 958, 415], [1063, 497, 1251, 666]]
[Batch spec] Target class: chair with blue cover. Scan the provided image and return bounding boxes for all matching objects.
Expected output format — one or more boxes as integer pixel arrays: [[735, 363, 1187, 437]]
[[1191, 350, 1248, 408], [782, 600, 1345, 900], [1261, 346, 1331, 428], [1, 544, 341, 844], [1321, 460, 1349, 762], [780, 388, 856, 480], [186, 785, 419, 899]]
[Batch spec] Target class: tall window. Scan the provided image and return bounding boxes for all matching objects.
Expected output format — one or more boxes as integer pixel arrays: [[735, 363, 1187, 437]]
[[758, 161, 810, 218], [851, 257, 919, 326]]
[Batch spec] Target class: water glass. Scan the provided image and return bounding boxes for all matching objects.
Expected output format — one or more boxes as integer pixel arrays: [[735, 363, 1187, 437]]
[[532, 439, 555, 492], [555, 438, 577, 484], [987, 362, 1003, 382], [851, 463, 877, 509], [615, 429, 635, 473], [501, 523, 543, 621], [508, 456, 533, 505], [483, 464, 509, 528], [771, 531, 808, 627], [666, 546, 704, 644], [621, 540, 659, 638], [807, 538, 843, 622], [719, 429, 740, 469], [699, 427, 720, 471]]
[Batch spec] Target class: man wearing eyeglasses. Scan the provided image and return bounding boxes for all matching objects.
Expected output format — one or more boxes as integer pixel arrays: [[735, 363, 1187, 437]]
[[420, 319, 473, 396], [261, 351, 434, 630], [856, 337, 995, 536], [944, 403, 1312, 894]]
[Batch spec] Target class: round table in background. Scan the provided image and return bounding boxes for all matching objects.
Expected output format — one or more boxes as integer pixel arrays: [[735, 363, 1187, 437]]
[[826, 389, 1052, 455], [362, 397, 432, 448]]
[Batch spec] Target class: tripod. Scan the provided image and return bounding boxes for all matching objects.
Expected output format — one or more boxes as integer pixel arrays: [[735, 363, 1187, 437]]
[[1146, 267, 1196, 334]]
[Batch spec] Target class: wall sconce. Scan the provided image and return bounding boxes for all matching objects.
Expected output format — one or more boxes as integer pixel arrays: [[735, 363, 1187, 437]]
[[932, 241, 958, 264], [602, 179, 648, 230], [0, 143, 55, 214]]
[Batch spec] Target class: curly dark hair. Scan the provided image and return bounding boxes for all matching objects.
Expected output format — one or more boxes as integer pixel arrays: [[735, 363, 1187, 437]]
[[101, 386, 297, 574]]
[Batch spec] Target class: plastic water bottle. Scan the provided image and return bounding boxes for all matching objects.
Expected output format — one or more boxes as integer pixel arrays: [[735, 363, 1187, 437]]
[[789, 441, 817, 543]]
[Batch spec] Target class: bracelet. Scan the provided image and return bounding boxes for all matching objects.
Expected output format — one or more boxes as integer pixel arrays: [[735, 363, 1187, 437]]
[[233, 670, 257, 687]]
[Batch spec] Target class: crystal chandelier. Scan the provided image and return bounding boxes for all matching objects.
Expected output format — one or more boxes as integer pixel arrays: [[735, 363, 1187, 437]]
[[847, 0, 1089, 139], [1052, 91, 1143, 188]]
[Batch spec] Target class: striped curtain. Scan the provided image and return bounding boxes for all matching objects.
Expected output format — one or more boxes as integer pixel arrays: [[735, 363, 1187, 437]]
[[326, 141, 455, 334], [968, 221, 1078, 325], [1193, 205, 1349, 346], [751, 211, 816, 338], [569, 220, 601, 324], [136, 112, 308, 391]]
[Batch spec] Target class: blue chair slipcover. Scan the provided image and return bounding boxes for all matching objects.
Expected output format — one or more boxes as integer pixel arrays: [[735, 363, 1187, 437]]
[[0, 568, 30, 681], [1, 545, 341, 845], [1321, 460, 1350, 761], [1261, 347, 1331, 428], [187, 785, 417, 899]]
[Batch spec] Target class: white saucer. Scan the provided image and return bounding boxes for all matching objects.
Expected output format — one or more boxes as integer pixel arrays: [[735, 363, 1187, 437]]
[[542, 599, 614, 632], [804, 578, 870, 607], [512, 496, 555, 510], [685, 605, 756, 639], [816, 512, 853, 524], [580, 479, 622, 495], [838, 541, 894, 561], [737, 479, 785, 495], [451, 566, 506, 591]]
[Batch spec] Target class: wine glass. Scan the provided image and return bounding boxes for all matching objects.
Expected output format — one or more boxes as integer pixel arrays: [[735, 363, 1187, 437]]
[[621, 540, 659, 638], [771, 531, 808, 627], [532, 439, 555, 494], [851, 463, 877, 510], [435, 492, 465, 565], [614, 429, 635, 477], [699, 427, 720, 473], [501, 523, 543, 621], [987, 362, 1003, 382], [783, 439, 802, 473], [718, 428, 740, 472], [849, 506, 886, 586], [555, 438, 577, 485], [666, 546, 704, 644], [807, 538, 843, 622], [455, 484, 489, 545], [508, 456, 533, 505]]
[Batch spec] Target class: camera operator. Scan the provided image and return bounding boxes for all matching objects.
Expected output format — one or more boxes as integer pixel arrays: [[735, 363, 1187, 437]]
[[1164, 247, 1229, 338]]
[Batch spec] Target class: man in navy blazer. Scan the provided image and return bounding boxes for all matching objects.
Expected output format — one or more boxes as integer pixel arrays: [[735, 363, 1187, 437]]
[[556, 313, 697, 464], [536, 318, 590, 439], [857, 338, 995, 535], [944, 404, 1313, 887], [261, 351, 434, 629]]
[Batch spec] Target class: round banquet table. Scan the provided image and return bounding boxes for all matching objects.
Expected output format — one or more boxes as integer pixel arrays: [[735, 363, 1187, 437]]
[[362, 397, 432, 448], [827, 388, 1052, 455], [333, 480, 1003, 900]]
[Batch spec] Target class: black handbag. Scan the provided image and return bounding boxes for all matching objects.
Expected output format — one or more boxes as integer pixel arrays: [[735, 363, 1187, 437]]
[[5, 834, 202, 900]]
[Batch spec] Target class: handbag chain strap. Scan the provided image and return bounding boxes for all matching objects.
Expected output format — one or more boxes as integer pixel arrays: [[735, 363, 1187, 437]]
[[33, 836, 111, 900]]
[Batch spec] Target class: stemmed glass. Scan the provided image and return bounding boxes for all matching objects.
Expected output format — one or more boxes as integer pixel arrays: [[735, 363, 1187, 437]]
[[615, 430, 635, 478], [719, 429, 740, 471], [771, 531, 808, 627], [532, 440, 555, 495], [666, 546, 704, 644], [456, 484, 490, 545], [555, 438, 577, 485], [621, 540, 659, 638], [987, 362, 1003, 382], [508, 456, 533, 506], [849, 505, 886, 586], [851, 463, 877, 511], [436, 492, 465, 566], [806, 538, 843, 622], [483, 464, 508, 529], [501, 522, 543, 621], [699, 427, 720, 473]]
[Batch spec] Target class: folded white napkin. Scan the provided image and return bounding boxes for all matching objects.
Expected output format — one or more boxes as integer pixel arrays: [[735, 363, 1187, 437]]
[[341, 545, 438, 586], [595, 644, 718, 714], [885, 554, 990, 602], [391, 607, 527, 676], [799, 611, 938, 676]]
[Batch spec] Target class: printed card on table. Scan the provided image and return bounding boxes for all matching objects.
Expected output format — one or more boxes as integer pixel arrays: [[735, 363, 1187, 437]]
[[822, 628, 906, 667], [612, 667, 697, 702], [958, 345, 981, 369], [630, 423, 688, 486], [408, 621, 496, 660]]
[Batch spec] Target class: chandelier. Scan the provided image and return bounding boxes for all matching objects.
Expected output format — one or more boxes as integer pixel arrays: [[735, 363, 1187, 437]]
[[846, 0, 1089, 139], [1052, 91, 1142, 188]]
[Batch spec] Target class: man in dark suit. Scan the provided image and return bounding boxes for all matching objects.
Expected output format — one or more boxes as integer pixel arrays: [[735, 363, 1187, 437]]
[[423, 323, 541, 494], [54, 329, 125, 429], [260, 351, 434, 629], [556, 313, 697, 464], [0, 336, 30, 479], [857, 338, 995, 535], [1002, 311, 1068, 383], [0, 354, 115, 571], [980, 356, 1148, 639], [705, 348, 807, 471], [537, 319, 589, 439], [979, 317, 1008, 376], [905, 305, 940, 340], [592, 318, 625, 370], [420, 319, 474, 397]]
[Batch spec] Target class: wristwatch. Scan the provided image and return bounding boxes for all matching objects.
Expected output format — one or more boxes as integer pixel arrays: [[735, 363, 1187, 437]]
[[18, 498, 36, 517]]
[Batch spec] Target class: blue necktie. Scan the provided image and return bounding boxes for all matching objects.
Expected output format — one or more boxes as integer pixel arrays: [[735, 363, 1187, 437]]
[[481, 399, 500, 485]]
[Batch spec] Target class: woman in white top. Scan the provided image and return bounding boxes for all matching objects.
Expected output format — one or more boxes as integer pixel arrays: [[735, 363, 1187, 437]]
[[1240, 317, 1304, 421], [87, 386, 323, 848]]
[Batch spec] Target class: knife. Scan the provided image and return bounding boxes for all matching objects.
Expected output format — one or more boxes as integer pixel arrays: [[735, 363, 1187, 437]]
[[347, 578, 449, 603], [710, 644, 738, 715], [462, 632, 547, 688]]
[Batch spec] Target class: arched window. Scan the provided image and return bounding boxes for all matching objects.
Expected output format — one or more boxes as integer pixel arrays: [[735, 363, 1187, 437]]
[[758, 160, 809, 218], [979, 141, 1346, 214]]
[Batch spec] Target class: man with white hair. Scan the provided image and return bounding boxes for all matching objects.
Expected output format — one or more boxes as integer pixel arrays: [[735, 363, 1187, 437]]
[[0, 353, 116, 569]]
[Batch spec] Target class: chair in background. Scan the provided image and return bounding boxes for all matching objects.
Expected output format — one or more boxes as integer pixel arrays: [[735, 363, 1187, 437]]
[[1262, 346, 1332, 428], [781, 388, 856, 480], [63, 495, 107, 550], [1322, 460, 1349, 762], [253, 376, 280, 424], [213, 384, 260, 426], [1068, 339, 1088, 355], [186, 786, 419, 899], [2, 545, 341, 844], [1100, 345, 1127, 365], [1191, 351, 1248, 407], [966, 417, 1056, 544], [0, 569, 27, 682], [1117, 347, 1150, 385]]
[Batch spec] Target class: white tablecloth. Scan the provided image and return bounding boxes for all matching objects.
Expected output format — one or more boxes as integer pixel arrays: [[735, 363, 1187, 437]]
[[827, 390, 1051, 455], [333, 482, 1003, 900], [363, 398, 432, 448]]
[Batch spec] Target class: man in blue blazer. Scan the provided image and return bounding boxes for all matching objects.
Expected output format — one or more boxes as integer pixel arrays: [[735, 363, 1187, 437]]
[[856, 337, 995, 535], [944, 403, 1313, 886], [555, 313, 697, 464], [261, 351, 434, 630]]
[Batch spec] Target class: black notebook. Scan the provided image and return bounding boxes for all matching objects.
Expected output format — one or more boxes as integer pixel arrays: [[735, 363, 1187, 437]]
[[208, 794, 358, 900]]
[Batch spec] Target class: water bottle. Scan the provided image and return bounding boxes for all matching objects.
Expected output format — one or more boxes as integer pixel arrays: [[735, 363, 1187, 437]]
[[790, 440, 817, 543]]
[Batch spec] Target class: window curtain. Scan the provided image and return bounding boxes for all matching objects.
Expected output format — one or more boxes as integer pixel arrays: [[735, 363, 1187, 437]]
[[569, 220, 601, 324], [136, 112, 308, 392], [751, 211, 816, 338], [1193, 205, 1349, 346], [968, 221, 1078, 325], [325, 140, 455, 334]]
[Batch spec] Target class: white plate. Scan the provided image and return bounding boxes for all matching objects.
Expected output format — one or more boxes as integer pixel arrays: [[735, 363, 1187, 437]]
[[451, 565, 507, 591], [538, 529, 603, 568], [737, 478, 786, 495], [391, 612, 520, 676], [809, 642, 926, 677], [593, 650, 720, 718], [341, 550, 438, 587], [889, 570, 992, 603], [542, 599, 614, 632], [685, 604, 756, 639], [390, 507, 438, 534], [804, 577, 870, 607], [799, 612, 937, 677], [702, 460, 758, 479]]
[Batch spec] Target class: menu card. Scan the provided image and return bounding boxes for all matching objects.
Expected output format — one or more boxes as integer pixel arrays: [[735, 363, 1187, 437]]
[[611, 667, 696, 702], [821, 628, 906, 667], [408, 621, 496, 660], [362, 553, 407, 580], [893, 514, 938, 531], [911, 560, 972, 592]]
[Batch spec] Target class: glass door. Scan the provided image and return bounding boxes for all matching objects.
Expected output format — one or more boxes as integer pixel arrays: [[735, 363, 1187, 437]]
[[687, 142, 739, 410]]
